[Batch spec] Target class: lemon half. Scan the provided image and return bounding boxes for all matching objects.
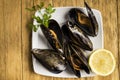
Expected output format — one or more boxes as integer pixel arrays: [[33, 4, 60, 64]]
[[89, 49, 116, 76]]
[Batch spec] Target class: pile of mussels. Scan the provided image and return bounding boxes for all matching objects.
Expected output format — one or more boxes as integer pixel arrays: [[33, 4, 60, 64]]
[[32, 2, 98, 77]]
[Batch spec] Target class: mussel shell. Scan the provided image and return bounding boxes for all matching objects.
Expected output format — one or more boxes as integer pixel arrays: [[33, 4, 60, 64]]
[[68, 8, 97, 36], [32, 49, 66, 74], [40, 25, 56, 49], [61, 24, 92, 51], [71, 43, 90, 74], [62, 24, 83, 44], [73, 33, 93, 51], [40, 19, 63, 52], [62, 26, 90, 77], [69, 25, 93, 51], [63, 41, 90, 76], [63, 42, 81, 77], [85, 2, 98, 36], [48, 19, 63, 48], [63, 40, 90, 77]]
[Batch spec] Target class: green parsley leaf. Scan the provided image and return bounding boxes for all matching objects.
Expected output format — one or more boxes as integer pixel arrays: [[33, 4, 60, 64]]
[[26, 2, 56, 32]]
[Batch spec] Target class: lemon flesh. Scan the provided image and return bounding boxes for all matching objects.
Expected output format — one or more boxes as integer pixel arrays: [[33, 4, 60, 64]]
[[89, 49, 116, 76]]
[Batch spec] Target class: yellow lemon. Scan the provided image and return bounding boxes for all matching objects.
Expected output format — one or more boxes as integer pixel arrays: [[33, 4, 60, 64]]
[[89, 49, 116, 76]]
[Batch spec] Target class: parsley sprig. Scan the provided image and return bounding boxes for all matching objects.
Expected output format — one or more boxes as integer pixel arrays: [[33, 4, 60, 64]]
[[26, 2, 55, 32]]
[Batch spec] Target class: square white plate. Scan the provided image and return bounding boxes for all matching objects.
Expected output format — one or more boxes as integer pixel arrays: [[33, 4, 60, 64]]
[[32, 7, 103, 78]]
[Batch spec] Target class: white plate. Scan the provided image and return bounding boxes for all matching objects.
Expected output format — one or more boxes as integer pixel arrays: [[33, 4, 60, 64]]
[[32, 7, 104, 78]]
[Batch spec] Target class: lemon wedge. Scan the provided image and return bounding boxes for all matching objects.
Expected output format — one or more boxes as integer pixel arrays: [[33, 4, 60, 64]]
[[89, 49, 116, 76]]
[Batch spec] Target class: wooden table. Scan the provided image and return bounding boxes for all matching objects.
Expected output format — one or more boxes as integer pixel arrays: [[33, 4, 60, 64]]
[[0, 0, 119, 80]]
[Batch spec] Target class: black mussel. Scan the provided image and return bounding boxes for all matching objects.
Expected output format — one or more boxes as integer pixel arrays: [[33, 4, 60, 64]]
[[69, 24, 93, 51], [71, 43, 90, 74], [74, 33, 93, 51], [63, 37, 90, 77], [32, 49, 66, 74], [62, 25, 90, 77], [63, 42, 81, 77], [61, 24, 92, 51], [84, 2, 98, 36], [40, 19, 63, 52], [68, 7, 98, 36], [48, 19, 63, 48]]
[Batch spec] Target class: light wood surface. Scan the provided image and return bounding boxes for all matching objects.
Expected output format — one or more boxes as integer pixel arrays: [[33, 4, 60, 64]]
[[0, 0, 119, 80]]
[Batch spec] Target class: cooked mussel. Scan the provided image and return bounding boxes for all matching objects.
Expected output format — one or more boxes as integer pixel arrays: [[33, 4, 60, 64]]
[[63, 42, 81, 77], [32, 49, 66, 73], [40, 19, 63, 52], [84, 2, 98, 36], [68, 8, 92, 36], [48, 19, 63, 48], [62, 25, 90, 77], [62, 24, 92, 51], [68, 23, 93, 51], [68, 3, 98, 37], [71, 43, 90, 74]]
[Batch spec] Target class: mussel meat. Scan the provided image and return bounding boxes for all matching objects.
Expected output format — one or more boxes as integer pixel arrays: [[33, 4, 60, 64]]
[[32, 49, 66, 73], [68, 2, 98, 37]]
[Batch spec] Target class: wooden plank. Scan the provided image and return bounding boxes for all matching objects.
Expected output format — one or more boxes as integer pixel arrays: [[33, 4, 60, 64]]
[[118, 0, 120, 80], [4, 0, 22, 80], [76, 0, 84, 7], [85, 0, 119, 80], [85, 1, 102, 80], [52, 0, 86, 80], [22, 0, 54, 80], [52, 1, 75, 80], [34, 0, 53, 6], [0, 0, 6, 80], [21, 0, 40, 80], [52, 0, 66, 7]]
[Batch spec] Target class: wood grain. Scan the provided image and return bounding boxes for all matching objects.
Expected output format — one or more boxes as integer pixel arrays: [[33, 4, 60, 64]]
[[0, 0, 6, 80], [21, 0, 35, 80], [118, 0, 120, 79], [85, 0, 119, 80], [3, 0, 22, 80], [0, 0, 119, 80]]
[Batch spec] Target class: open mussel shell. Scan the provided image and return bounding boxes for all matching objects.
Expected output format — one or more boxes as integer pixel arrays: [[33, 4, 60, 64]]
[[62, 25, 90, 77], [84, 2, 98, 36], [40, 19, 63, 52], [61, 24, 93, 51], [71, 43, 90, 74], [69, 24, 93, 51], [68, 7, 98, 36], [32, 49, 66, 74], [63, 41, 81, 77], [63, 38, 90, 77], [48, 19, 63, 48], [74, 33, 93, 51]]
